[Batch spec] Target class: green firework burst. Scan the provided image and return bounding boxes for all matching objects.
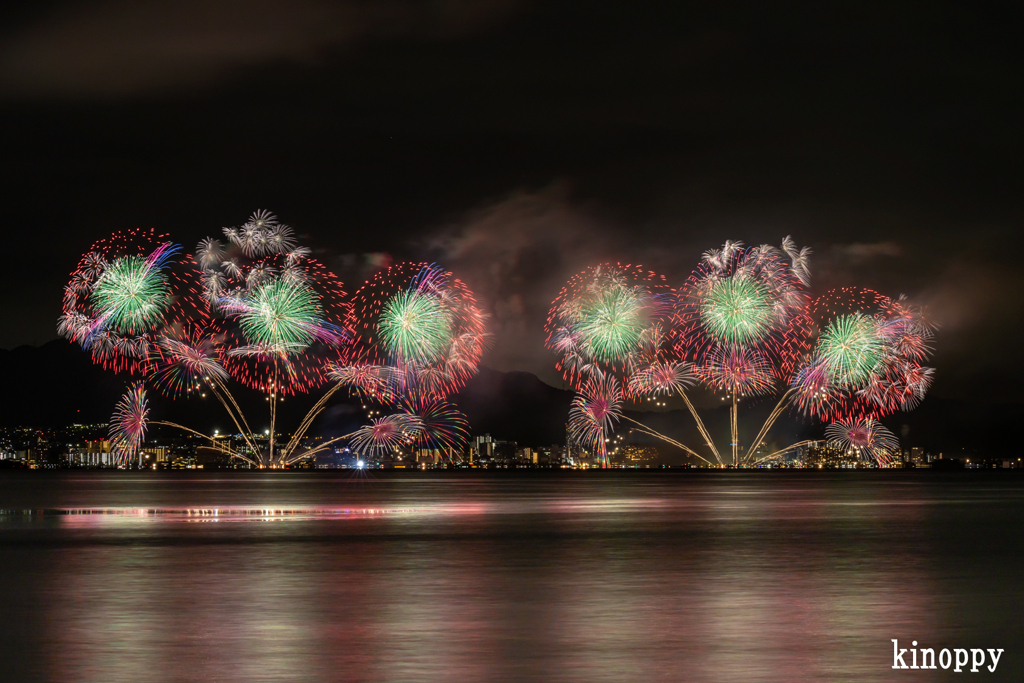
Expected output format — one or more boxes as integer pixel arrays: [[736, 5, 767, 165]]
[[240, 279, 324, 349], [379, 290, 453, 365], [91, 255, 170, 334], [700, 277, 773, 345], [578, 286, 645, 363], [817, 313, 883, 387]]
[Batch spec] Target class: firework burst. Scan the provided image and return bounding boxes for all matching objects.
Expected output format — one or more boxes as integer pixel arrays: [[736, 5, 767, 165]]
[[815, 312, 885, 388], [91, 252, 174, 334], [194, 212, 354, 396], [699, 276, 775, 346], [792, 287, 936, 422], [674, 238, 812, 392], [627, 360, 695, 397], [59, 229, 207, 374], [228, 279, 343, 349], [567, 372, 623, 466], [346, 262, 487, 404], [109, 383, 148, 466], [327, 362, 401, 403], [379, 289, 454, 366], [669, 238, 813, 463], [546, 264, 673, 391], [824, 418, 900, 466], [404, 400, 470, 454], [349, 413, 423, 456], [549, 265, 706, 465], [148, 330, 229, 397]]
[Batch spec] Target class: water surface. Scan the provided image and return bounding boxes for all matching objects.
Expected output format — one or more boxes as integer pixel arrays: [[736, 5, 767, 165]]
[[0, 470, 1021, 682]]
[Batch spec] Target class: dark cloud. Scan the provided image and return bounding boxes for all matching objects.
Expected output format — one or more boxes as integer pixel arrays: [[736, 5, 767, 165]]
[[831, 241, 903, 263], [0, 0, 523, 98]]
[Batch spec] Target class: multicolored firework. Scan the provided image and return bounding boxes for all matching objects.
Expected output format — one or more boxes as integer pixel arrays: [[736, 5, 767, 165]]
[[814, 312, 884, 388], [668, 238, 813, 463], [59, 229, 207, 374], [546, 264, 674, 392], [325, 262, 485, 458], [148, 329, 229, 397], [567, 372, 623, 466], [824, 418, 900, 466], [326, 362, 401, 404], [91, 251, 174, 334], [347, 262, 487, 404], [194, 211, 354, 396], [67, 213, 486, 468], [792, 287, 936, 423], [548, 264, 735, 466], [229, 279, 343, 349], [548, 239, 935, 469], [673, 238, 811, 396], [379, 289, 453, 366], [547, 265, 692, 465], [403, 400, 470, 454], [349, 413, 423, 456], [626, 359, 695, 397], [699, 276, 774, 346], [109, 383, 148, 466], [693, 347, 774, 397]]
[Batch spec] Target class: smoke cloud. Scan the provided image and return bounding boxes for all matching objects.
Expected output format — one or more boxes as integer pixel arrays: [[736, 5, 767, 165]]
[[0, 0, 524, 99]]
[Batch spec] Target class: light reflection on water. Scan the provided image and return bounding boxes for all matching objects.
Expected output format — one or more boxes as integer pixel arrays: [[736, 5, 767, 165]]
[[0, 471, 1022, 682]]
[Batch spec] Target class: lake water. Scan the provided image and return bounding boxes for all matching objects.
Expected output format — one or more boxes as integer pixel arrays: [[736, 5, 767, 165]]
[[0, 470, 1021, 682]]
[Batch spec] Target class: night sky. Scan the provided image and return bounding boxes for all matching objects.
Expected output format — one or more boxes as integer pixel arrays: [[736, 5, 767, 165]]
[[2, 0, 1021, 401]]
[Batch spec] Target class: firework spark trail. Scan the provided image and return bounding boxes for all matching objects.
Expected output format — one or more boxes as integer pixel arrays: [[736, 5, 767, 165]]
[[280, 430, 360, 465], [743, 388, 797, 464], [280, 381, 350, 460], [617, 415, 712, 465], [623, 356, 722, 461], [150, 421, 259, 468], [752, 440, 815, 464], [676, 387, 723, 464], [203, 377, 263, 457], [151, 336, 263, 456]]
